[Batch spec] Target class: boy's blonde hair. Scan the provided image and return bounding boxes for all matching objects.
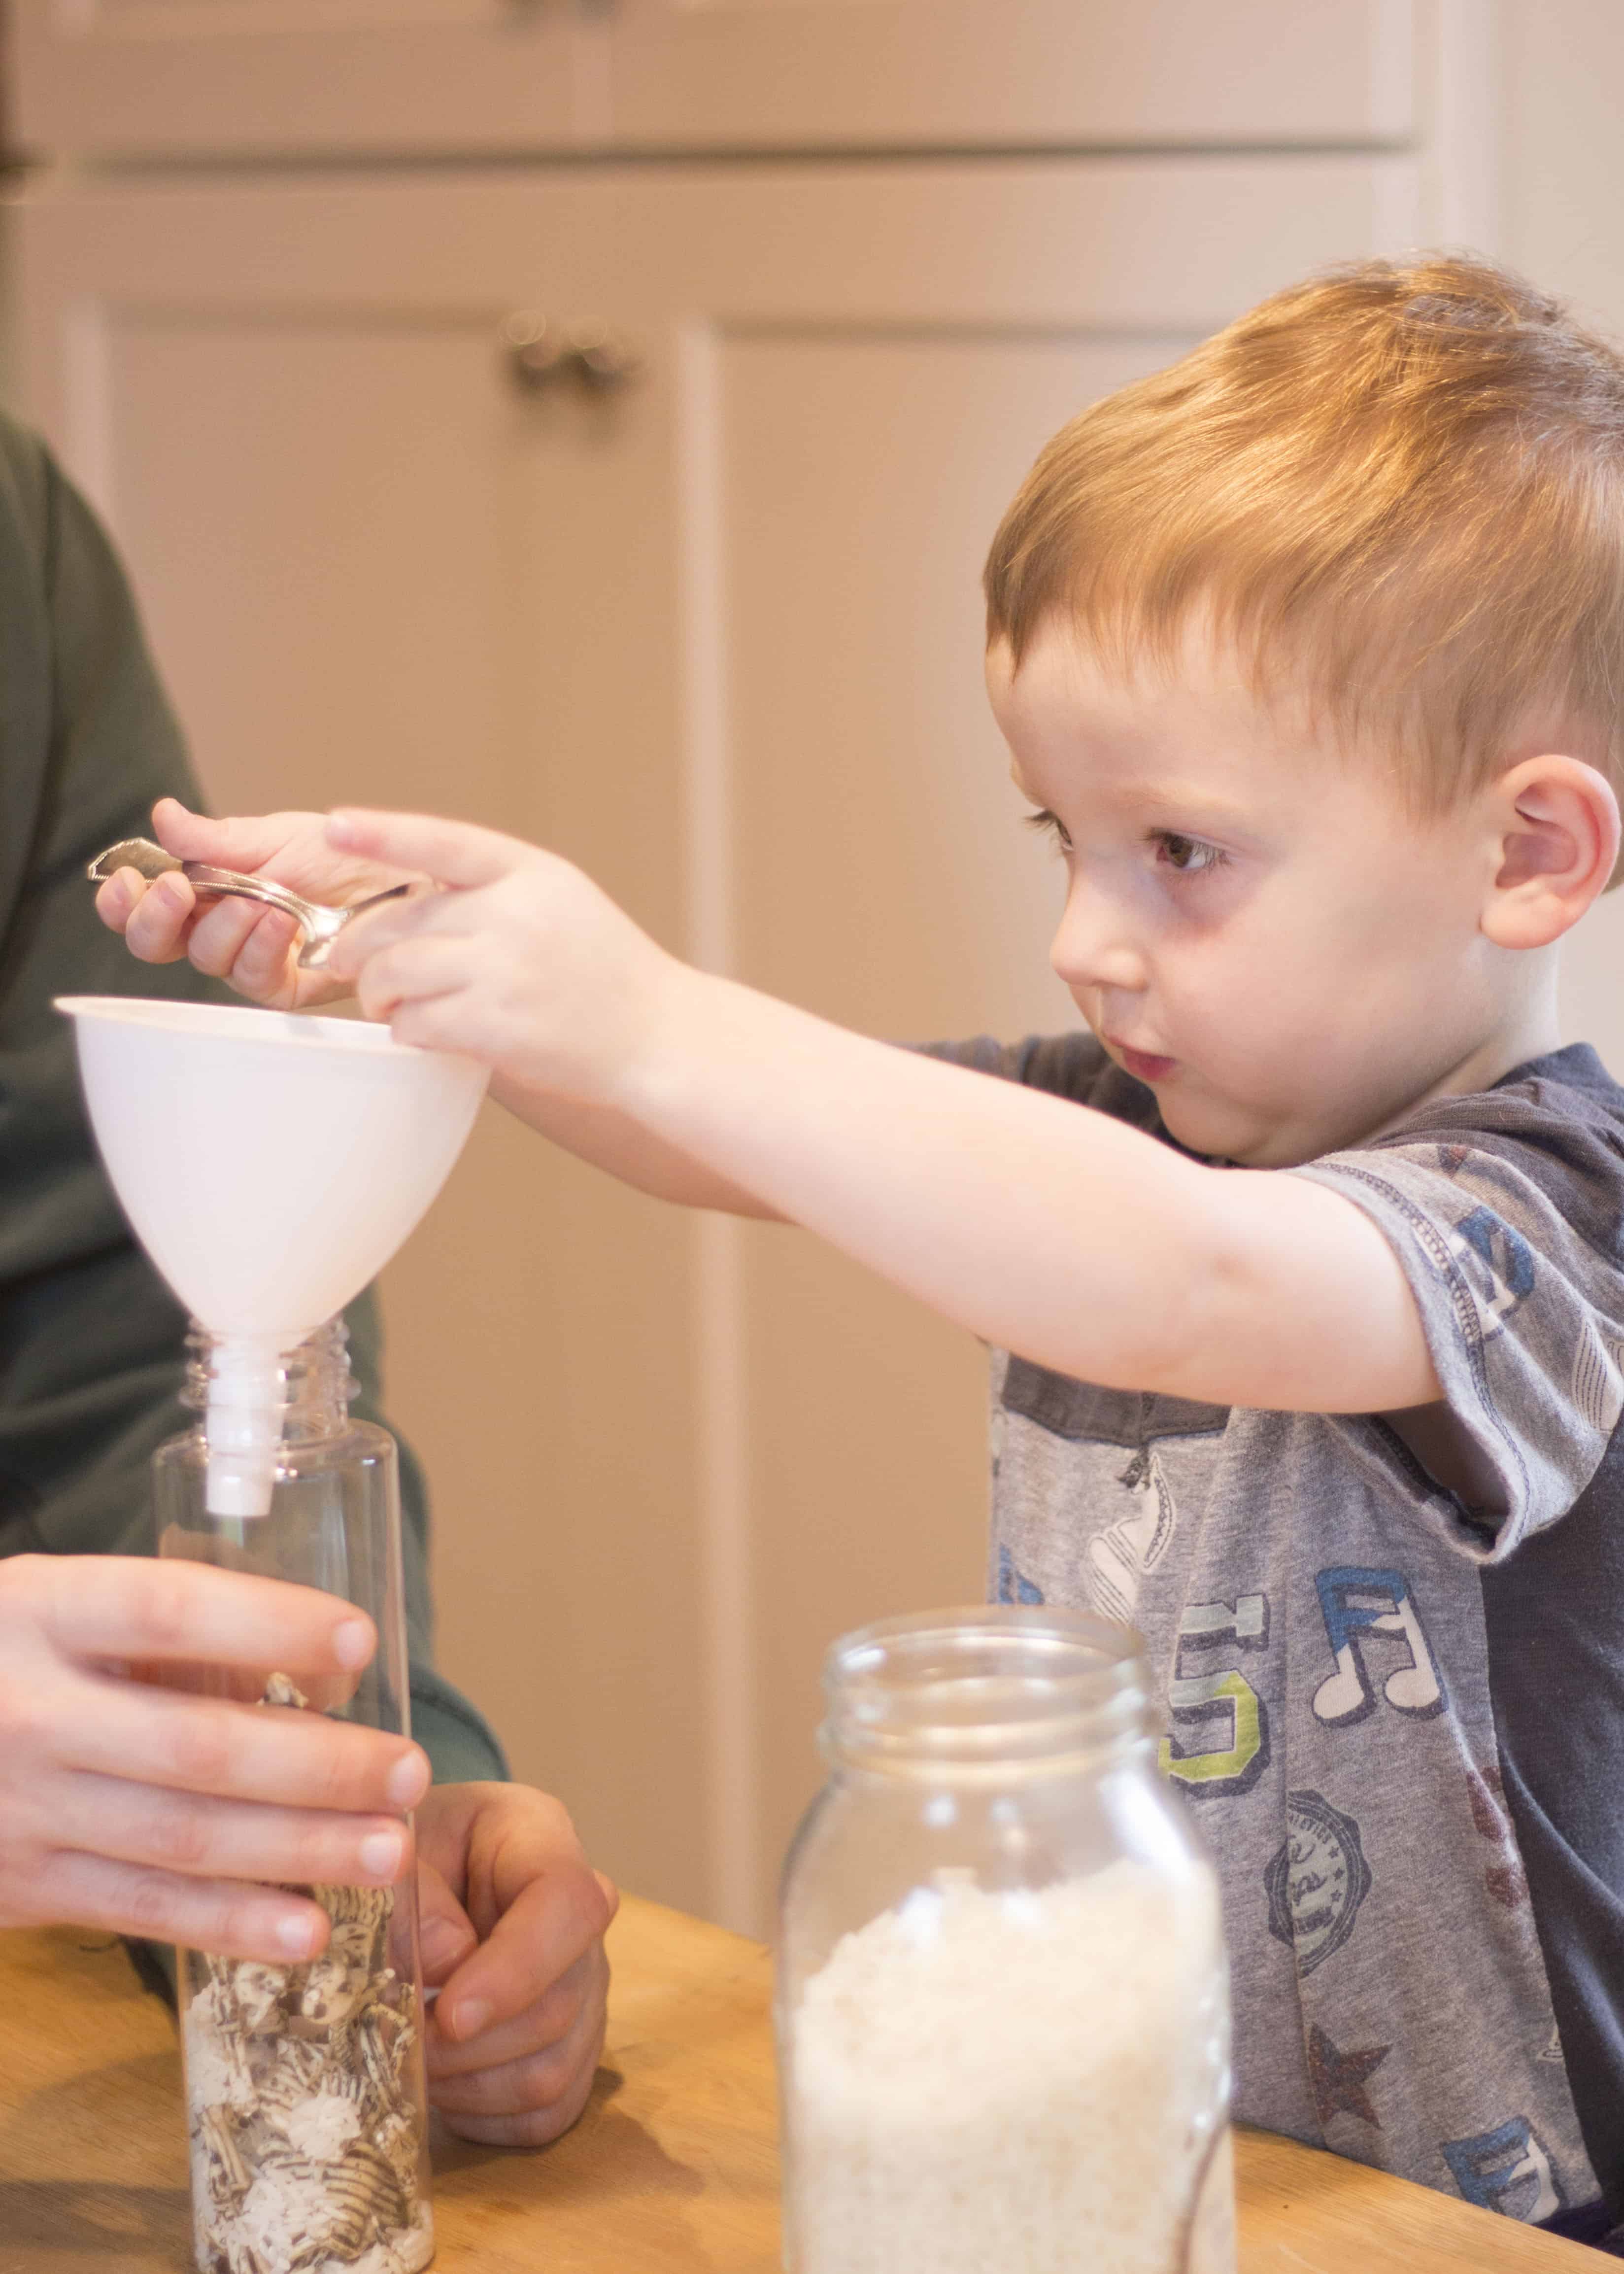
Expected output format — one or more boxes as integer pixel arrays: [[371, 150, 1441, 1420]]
[[984, 254, 1624, 844]]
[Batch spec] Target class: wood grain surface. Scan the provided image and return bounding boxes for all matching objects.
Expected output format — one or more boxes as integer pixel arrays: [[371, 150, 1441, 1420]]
[[0, 1897, 1596, 2270]]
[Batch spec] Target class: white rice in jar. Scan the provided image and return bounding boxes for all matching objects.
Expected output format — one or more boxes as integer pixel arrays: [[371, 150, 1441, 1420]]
[[785, 1860, 1232, 2274]]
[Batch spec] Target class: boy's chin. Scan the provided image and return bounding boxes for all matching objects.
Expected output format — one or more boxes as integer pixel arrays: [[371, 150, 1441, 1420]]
[[1157, 1088, 1316, 1170]]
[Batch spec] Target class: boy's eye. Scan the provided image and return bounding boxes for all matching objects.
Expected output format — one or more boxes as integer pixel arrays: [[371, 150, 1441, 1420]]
[[1153, 830, 1226, 874], [1024, 809, 1073, 854]]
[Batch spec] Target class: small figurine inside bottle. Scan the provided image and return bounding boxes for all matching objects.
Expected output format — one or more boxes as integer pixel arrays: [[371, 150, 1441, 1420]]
[[156, 1321, 435, 2274]]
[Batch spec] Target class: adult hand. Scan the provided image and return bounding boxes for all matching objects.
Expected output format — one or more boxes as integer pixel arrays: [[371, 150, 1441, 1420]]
[[411, 1781, 617, 2146], [93, 796, 422, 1012], [0, 1555, 429, 1961]]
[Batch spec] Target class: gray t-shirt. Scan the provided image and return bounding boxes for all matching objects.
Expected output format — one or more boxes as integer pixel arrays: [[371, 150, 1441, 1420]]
[[929, 1031, 1624, 2252]]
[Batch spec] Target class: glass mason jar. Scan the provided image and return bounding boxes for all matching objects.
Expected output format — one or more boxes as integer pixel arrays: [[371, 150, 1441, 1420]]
[[155, 1320, 434, 2274], [777, 1605, 1233, 2274]]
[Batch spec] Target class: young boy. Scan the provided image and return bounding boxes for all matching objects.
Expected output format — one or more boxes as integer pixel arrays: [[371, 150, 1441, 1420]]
[[104, 253, 1624, 2247]]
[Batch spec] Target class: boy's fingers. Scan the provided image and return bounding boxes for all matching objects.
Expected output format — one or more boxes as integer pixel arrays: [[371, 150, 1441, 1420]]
[[118, 870, 197, 964], [184, 894, 277, 980], [34, 1556, 376, 1677], [229, 906, 304, 1006], [151, 796, 308, 873], [327, 809, 525, 892], [36, 1848, 335, 1964], [352, 938, 474, 1023]]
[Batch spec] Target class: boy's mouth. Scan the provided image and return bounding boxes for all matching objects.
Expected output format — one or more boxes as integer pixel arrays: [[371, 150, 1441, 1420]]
[[1105, 1036, 1177, 1085]]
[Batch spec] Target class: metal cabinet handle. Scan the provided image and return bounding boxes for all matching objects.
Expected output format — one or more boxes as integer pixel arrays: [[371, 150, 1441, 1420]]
[[503, 313, 644, 396]]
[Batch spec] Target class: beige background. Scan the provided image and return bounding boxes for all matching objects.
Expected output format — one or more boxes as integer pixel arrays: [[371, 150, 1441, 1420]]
[[4, 0, 1623, 1935]]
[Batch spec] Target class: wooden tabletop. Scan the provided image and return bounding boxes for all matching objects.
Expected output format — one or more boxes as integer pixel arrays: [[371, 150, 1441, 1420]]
[[0, 1896, 1597, 2271]]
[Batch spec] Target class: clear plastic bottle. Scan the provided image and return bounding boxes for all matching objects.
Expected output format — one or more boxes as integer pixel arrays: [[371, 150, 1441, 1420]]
[[777, 1605, 1234, 2274], [155, 1320, 435, 2274]]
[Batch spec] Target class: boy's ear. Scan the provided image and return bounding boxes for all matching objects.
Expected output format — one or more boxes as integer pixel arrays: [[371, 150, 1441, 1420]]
[[1480, 755, 1622, 949]]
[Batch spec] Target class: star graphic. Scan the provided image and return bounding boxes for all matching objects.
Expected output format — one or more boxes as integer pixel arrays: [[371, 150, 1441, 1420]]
[[1307, 2023, 1389, 2129]]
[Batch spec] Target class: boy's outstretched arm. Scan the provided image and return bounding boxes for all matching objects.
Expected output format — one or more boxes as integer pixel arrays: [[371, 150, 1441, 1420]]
[[325, 810, 1440, 1418]]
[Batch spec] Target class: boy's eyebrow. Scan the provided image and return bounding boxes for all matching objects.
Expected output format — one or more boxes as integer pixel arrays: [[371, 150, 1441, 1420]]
[[1131, 782, 1258, 831]]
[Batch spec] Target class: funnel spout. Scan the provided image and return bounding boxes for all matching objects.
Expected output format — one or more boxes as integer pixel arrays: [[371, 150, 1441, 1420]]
[[205, 1335, 290, 1517]]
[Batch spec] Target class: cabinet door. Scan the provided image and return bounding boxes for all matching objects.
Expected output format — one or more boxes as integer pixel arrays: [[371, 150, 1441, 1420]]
[[608, 0, 1414, 151], [18, 153, 1421, 1928], [10, 0, 589, 159]]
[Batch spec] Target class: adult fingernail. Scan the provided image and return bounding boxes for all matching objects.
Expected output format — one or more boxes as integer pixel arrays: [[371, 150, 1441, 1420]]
[[450, 1997, 492, 2041], [333, 1618, 372, 1670], [388, 1751, 430, 1809], [276, 1913, 319, 1958], [360, 1829, 404, 1881]]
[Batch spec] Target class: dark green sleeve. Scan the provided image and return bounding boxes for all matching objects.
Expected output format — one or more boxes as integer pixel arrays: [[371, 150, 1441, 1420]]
[[0, 418, 506, 1784]]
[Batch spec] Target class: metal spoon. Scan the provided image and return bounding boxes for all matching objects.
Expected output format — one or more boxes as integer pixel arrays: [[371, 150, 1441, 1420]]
[[87, 837, 414, 971]]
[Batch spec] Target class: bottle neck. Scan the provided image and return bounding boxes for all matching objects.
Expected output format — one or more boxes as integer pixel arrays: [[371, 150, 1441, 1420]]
[[183, 1319, 355, 1445], [820, 1606, 1151, 1785]]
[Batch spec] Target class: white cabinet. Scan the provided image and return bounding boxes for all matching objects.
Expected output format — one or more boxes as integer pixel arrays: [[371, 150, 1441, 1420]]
[[10, 0, 1413, 157], [18, 156, 1422, 1925], [9, 1, 587, 157], [607, 0, 1415, 153]]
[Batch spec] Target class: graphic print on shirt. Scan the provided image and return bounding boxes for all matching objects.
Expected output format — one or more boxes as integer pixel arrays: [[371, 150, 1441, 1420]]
[[1306, 2022, 1389, 2131], [1157, 1593, 1270, 1797], [1085, 1446, 1177, 1623], [1442, 2118, 1563, 2222], [995, 1543, 1044, 1605], [1466, 1764, 1529, 1912], [1264, 1790, 1373, 1976], [1311, 1567, 1446, 1726], [1445, 1204, 1536, 1339]]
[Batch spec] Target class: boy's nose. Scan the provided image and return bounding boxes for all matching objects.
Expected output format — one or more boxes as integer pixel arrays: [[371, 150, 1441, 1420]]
[[1049, 884, 1148, 995]]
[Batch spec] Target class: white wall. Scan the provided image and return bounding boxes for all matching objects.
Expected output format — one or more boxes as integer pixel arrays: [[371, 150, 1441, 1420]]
[[1498, 0, 1624, 1068]]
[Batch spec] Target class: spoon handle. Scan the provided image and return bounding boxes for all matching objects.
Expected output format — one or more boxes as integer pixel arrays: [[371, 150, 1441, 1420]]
[[182, 864, 320, 928]]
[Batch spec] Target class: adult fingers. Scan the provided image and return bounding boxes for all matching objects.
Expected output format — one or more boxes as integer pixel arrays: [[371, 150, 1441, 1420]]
[[426, 1946, 592, 2080], [26, 1555, 375, 1680], [327, 809, 528, 892], [48, 1674, 428, 1815], [429, 1963, 608, 2144], [32, 1847, 335, 1964], [416, 1855, 479, 1988], [434, 1859, 616, 2046], [47, 1766, 412, 1893]]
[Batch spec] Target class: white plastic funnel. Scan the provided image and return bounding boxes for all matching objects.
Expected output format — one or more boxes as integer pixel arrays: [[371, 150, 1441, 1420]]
[[57, 997, 489, 1516]]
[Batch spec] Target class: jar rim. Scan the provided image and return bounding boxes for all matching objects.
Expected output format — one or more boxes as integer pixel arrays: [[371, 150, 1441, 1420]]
[[820, 1603, 1149, 1775]]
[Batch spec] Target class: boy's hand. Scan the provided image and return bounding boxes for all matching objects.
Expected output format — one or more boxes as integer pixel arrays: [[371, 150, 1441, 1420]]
[[94, 797, 423, 1012], [324, 810, 679, 1102], [413, 1782, 616, 2146], [0, 1554, 430, 1963]]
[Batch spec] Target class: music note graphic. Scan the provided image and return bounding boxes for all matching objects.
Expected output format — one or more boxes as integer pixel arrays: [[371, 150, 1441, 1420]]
[[1312, 1566, 1446, 1726]]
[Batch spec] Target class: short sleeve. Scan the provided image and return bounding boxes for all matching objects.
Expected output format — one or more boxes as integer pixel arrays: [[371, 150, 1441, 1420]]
[[1292, 1097, 1624, 1562], [914, 1030, 1169, 1132]]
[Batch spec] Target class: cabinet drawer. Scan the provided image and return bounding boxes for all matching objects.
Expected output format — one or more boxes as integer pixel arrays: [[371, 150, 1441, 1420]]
[[10, 1, 585, 159], [11, 0, 1412, 160], [608, 0, 1414, 154]]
